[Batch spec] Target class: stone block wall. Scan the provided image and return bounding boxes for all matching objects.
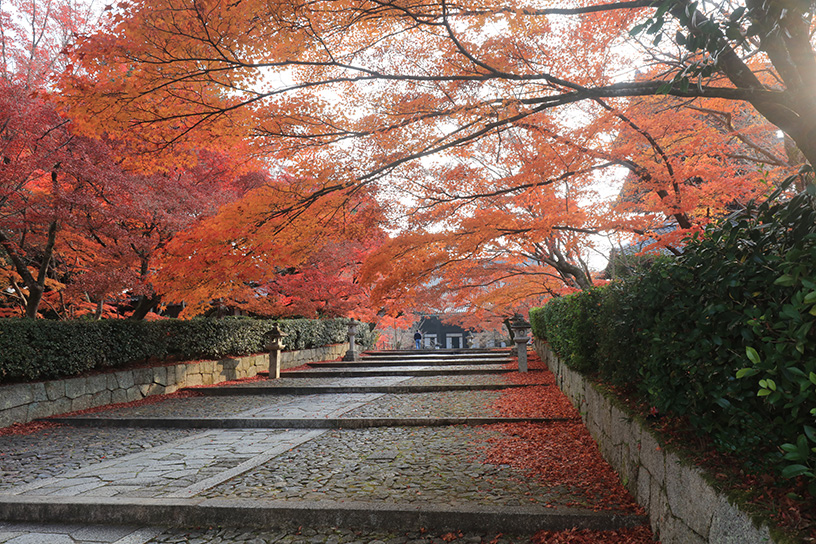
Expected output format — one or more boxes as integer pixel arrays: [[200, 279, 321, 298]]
[[0, 343, 348, 429], [535, 339, 775, 544]]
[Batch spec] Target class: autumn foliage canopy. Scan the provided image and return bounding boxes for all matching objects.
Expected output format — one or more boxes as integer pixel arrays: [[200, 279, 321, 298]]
[[1, 0, 814, 321]]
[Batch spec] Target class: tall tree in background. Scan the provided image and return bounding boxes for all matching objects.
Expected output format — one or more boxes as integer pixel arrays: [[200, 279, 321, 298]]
[[56, 144, 265, 319], [0, 82, 72, 317], [0, 0, 97, 89], [0, 0, 276, 319], [155, 178, 385, 319], [0, 81, 265, 319]]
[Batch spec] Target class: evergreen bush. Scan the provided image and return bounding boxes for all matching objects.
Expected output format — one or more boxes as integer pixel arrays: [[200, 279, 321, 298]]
[[0, 317, 370, 383], [531, 185, 816, 491]]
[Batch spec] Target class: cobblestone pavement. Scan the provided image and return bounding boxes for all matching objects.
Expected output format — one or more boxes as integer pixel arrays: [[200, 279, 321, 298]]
[[225, 375, 553, 388], [0, 428, 202, 492], [0, 522, 163, 543], [56, 388, 516, 420], [0, 350, 643, 542], [284, 364, 510, 374], [202, 426, 582, 507], [342, 391, 501, 418], [401, 375, 554, 387], [9, 429, 324, 499]]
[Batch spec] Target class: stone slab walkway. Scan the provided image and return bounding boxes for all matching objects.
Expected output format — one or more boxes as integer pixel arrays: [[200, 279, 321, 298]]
[[0, 349, 649, 543]]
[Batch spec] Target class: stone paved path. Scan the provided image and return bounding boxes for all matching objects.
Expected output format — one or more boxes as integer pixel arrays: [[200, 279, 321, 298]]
[[0, 349, 647, 543]]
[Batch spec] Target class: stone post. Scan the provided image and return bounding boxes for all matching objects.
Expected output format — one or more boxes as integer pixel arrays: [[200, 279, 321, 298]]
[[343, 321, 359, 361], [510, 317, 531, 373], [265, 324, 288, 379]]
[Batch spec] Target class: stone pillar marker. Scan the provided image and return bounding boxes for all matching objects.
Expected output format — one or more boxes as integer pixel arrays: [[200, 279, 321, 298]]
[[343, 321, 359, 361], [265, 324, 288, 379], [510, 316, 531, 373]]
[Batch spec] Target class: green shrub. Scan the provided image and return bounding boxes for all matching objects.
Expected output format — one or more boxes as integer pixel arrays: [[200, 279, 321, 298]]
[[529, 306, 547, 342], [0, 317, 369, 384], [594, 279, 649, 385], [634, 191, 816, 474], [530, 183, 816, 490], [534, 289, 603, 374]]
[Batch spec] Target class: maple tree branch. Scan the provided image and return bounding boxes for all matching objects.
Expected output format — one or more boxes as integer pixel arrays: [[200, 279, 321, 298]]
[[590, 96, 691, 229], [682, 104, 788, 166], [522, 80, 784, 105], [0, 229, 37, 289], [444, 267, 573, 293], [459, 0, 658, 17], [416, 163, 617, 208], [725, 153, 786, 167], [36, 219, 58, 287], [9, 281, 28, 308], [517, 121, 693, 229]]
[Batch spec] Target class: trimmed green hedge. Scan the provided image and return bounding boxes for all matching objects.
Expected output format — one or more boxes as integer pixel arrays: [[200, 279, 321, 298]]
[[529, 289, 602, 373], [531, 188, 816, 492], [0, 317, 373, 383]]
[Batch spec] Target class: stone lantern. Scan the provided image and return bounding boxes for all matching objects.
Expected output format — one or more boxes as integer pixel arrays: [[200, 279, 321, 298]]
[[509, 316, 531, 373], [343, 321, 359, 361], [264, 324, 288, 379], [465, 331, 474, 349]]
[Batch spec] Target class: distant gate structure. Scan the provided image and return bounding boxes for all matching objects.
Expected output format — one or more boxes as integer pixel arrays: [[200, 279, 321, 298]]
[[414, 315, 507, 349]]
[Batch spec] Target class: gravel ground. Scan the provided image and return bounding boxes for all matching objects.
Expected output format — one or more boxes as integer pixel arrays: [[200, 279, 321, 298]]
[[0, 427, 202, 491], [202, 426, 582, 508], [149, 526, 536, 544], [342, 391, 502, 418]]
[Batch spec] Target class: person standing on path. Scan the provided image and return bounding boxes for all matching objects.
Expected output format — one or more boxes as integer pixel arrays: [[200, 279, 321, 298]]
[[414, 330, 422, 350]]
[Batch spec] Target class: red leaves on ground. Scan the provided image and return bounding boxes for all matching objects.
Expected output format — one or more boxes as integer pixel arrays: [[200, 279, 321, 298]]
[[532, 525, 655, 544], [207, 375, 267, 387], [49, 389, 203, 419], [0, 420, 61, 436], [502, 352, 555, 385], [486, 359, 645, 515], [492, 385, 578, 419], [281, 363, 314, 372], [483, 421, 642, 512]]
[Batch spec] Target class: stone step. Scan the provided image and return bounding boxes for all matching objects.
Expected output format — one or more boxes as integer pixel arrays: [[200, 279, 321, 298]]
[[310, 358, 513, 368], [191, 383, 544, 395], [361, 352, 510, 360], [279, 368, 523, 378], [42, 416, 579, 429], [364, 349, 509, 355], [0, 496, 647, 534]]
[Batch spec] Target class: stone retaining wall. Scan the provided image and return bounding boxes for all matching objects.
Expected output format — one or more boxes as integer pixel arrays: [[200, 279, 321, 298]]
[[0, 343, 348, 429], [535, 339, 775, 544]]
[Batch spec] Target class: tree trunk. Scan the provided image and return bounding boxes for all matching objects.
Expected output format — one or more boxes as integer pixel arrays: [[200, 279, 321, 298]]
[[0, 219, 58, 319], [503, 317, 515, 344], [129, 294, 161, 320]]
